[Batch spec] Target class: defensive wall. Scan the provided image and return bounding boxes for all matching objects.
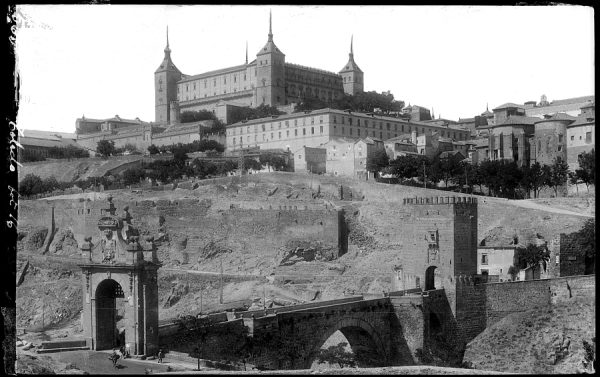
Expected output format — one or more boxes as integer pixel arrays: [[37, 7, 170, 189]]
[[19, 197, 346, 264], [454, 274, 595, 344]]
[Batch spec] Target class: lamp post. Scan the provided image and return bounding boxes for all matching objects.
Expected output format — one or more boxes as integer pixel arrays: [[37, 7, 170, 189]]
[[194, 347, 200, 371]]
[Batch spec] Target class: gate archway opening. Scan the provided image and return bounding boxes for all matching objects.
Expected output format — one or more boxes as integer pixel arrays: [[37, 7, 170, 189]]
[[308, 320, 387, 369], [425, 266, 437, 291], [95, 279, 125, 350]]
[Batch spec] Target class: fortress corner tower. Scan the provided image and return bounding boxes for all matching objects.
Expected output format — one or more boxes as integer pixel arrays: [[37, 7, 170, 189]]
[[155, 26, 182, 124], [255, 11, 287, 107], [339, 35, 364, 95]]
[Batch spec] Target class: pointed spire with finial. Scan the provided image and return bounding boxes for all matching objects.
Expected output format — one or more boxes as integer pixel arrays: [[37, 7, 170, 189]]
[[165, 25, 171, 54], [268, 9, 273, 42], [245, 41, 248, 64], [350, 35, 354, 57], [431, 107, 435, 119]]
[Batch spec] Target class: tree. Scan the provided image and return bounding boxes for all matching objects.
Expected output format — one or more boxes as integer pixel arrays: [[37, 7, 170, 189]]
[[514, 243, 550, 279], [528, 162, 546, 199], [315, 342, 356, 368], [431, 154, 462, 188], [96, 140, 116, 157], [19, 174, 45, 196], [566, 218, 596, 275], [573, 149, 595, 193], [259, 153, 287, 171], [123, 143, 140, 155], [244, 157, 262, 172], [507, 265, 520, 281], [147, 144, 160, 155], [173, 148, 188, 167], [122, 167, 146, 186], [180, 109, 218, 123], [577, 149, 595, 185], [568, 171, 581, 195], [548, 157, 570, 197], [498, 161, 523, 199], [367, 149, 389, 173]]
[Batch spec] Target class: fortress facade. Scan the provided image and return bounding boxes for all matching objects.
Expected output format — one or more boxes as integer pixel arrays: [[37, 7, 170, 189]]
[[155, 12, 364, 125]]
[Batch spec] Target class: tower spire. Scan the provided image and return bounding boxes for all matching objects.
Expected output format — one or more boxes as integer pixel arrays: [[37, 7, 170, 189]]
[[350, 35, 354, 56], [164, 25, 171, 53], [268, 9, 273, 42], [245, 41, 248, 64]]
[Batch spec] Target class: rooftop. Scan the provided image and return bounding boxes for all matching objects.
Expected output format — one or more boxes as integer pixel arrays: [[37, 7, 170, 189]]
[[179, 63, 249, 83], [568, 115, 595, 127], [493, 102, 525, 111]]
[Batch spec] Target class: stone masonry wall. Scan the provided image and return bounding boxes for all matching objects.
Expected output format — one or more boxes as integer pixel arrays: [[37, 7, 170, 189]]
[[456, 274, 595, 343], [19, 198, 343, 262]]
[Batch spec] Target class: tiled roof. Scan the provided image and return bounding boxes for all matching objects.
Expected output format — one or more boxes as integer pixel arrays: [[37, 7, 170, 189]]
[[493, 102, 525, 111], [496, 115, 539, 126], [384, 134, 412, 143], [535, 113, 577, 123], [439, 150, 465, 159], [339, 56, 363, 73], [568, 115, 595, 127], [179, 63, 248, 83], [458, 118, 475, 123]]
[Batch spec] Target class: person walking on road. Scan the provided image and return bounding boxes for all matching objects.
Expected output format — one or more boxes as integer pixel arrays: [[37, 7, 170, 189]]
[[110, 349, 120, 368], [157, 349, 164, 364]]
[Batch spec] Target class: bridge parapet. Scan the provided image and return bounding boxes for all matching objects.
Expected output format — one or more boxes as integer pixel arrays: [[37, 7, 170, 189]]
[[233, 295, 364, 320]]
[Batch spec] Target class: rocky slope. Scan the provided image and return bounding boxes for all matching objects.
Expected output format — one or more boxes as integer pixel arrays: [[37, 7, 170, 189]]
[[463, 295, 595, 374]]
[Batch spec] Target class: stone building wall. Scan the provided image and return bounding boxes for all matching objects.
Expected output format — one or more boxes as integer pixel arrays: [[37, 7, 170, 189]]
[[533, 120, 569, 166]]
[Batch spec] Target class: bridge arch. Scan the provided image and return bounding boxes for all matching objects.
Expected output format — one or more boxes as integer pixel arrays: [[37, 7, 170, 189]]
[[306, 317, 388, 369]]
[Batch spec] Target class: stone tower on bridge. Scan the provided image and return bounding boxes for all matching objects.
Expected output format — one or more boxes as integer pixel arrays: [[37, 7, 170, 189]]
[[78, 196, 161, 356]]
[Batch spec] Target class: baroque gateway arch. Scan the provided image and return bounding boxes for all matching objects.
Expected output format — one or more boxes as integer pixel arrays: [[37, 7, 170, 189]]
[[78, 196, 161, 355]]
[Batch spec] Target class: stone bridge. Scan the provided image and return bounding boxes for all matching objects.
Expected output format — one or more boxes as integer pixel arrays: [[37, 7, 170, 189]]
[[220, 291, 454, 370]]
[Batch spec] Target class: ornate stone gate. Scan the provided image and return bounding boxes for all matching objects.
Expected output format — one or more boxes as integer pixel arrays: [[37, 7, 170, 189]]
[[78, 196, 161, 356]]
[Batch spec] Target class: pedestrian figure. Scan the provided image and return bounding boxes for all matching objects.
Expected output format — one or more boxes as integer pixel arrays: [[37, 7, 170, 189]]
[[110, 349, 120, 368], [125, 343, 131, 359], [157, 349, 164, 364]]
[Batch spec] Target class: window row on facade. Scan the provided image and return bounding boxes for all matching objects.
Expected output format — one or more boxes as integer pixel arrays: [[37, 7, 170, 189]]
[[232, 125, 326, 145]]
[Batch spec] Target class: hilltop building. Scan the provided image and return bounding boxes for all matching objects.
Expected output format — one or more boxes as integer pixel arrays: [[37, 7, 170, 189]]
[[155, 13, 364, 125], [467, 95, 595, 170]]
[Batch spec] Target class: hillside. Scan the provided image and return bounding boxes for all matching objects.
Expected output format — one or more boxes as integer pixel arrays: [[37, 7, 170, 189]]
[[18, 155, 143, 182], [463, 295, 595, 374], [16, 172, 594, 373]]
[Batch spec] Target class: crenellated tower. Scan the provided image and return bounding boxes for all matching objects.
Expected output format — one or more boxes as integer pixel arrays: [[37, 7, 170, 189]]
[[155, 26, 182, 124], [339, 35, 364, 95], [255, 11, 286, 107]]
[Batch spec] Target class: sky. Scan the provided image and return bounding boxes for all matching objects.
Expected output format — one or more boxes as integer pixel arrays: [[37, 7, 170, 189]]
[[14, 5, 594, 133]]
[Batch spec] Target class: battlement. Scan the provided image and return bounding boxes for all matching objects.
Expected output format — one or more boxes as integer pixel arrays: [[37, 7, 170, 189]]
[[454, 274, 488, 286], [403, 196, 477, 205]]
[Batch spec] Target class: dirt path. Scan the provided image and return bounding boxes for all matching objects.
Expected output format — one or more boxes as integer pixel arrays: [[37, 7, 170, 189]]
[[481, 197, 593, 218]]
